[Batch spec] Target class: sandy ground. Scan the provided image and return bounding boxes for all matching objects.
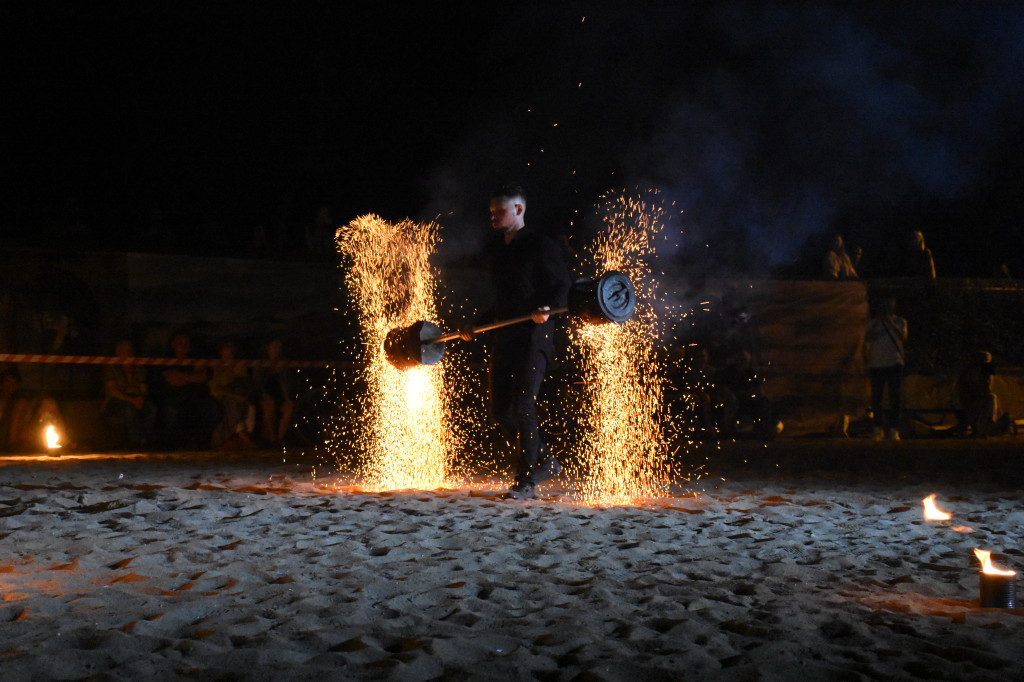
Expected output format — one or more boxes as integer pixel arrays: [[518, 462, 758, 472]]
[[2, 438, 1023, 681]]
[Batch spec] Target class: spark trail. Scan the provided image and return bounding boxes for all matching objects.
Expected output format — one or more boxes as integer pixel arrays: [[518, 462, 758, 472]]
[[334, 215, 462, 490], [569, 189, 673, 504]]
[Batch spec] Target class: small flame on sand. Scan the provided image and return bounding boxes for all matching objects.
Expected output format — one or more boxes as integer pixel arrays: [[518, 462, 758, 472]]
[[922, 493, 951, 521], [974, 548, 1015, 576], [45, 425, 61, 449]]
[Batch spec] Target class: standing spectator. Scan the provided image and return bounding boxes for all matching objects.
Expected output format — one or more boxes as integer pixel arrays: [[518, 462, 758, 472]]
[[208, 340, 256, 449], [253, 338, 294, 446], [863, 297, 908, 440], [102, 340, 157, 448], [823, 235, 859, 280], [954, 350, 1008, 437], [906, 230, 937, 279], [153, 332, 220, 450]]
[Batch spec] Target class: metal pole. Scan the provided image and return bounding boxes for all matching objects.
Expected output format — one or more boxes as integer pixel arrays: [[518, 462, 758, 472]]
[[428, 307, 569, 344]]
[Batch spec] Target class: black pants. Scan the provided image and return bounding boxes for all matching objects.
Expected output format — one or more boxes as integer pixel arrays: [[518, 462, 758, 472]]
[[491, 348, 549, 486], [869, 364, 903, 430]]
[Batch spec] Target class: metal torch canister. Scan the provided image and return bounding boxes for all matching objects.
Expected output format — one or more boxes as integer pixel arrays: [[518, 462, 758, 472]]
[[979, 573, 1016, 608]]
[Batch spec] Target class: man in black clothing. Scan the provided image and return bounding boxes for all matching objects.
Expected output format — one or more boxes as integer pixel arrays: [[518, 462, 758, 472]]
[[461, 184, 570, 499]]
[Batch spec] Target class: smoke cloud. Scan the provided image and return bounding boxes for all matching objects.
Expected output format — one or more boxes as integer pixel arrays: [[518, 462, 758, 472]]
[[421, 2, 1024, 278]]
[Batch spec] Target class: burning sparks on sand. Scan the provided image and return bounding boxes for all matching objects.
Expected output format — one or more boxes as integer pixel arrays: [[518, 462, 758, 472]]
[[922, 493, 951, 521], [568, 189, 672, 504], [921, 493, 972, 532], [334, 215, 464, 491]]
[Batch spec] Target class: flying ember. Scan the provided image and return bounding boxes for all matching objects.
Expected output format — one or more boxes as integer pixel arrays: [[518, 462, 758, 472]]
[[334, 215, 464, 491], [568, 189, 673, 504]]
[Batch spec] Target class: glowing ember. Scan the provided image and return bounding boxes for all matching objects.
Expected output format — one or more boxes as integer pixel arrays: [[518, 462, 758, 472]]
[[922, 493, 951, 521], [334, 215, 466, 491], [45, 425, 61, 450], [568, 189, 673, 504], [974, 548, 1015, 576]]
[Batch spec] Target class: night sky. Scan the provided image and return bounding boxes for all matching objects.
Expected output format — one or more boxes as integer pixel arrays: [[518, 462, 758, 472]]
[[11, 2, 1024, 278]]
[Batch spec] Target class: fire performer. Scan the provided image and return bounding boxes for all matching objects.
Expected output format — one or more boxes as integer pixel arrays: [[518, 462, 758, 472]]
[[460, 183, 570, 499]]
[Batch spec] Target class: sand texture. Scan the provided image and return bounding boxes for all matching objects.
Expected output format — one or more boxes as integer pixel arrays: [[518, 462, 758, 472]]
[[2, 441, 1023, 681]]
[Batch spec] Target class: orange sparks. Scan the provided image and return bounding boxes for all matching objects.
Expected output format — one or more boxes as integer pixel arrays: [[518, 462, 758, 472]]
[[334, 215, 467, 491], [568, 189, 672, 504], [974, 548, 1015, 576], [922, 493, 951, 521]]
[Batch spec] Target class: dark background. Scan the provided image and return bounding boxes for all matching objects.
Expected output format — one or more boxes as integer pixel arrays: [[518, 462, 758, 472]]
[[8, 2, 1024, 278]]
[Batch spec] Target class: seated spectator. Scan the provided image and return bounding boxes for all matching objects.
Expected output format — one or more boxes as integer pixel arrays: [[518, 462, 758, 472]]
[[716, 350, 778, 441], [955, 350, 1012, 437], [102, 340, 157, 448], [253, 338, 295, 446], [208, 340, 256, 450], [906, 230, 937, 279], [153, 332, 221, 450], [0, 366, 33, 451]]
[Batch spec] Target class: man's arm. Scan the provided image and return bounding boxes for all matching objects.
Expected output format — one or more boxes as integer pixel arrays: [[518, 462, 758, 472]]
[[530, 234, 571, 321]]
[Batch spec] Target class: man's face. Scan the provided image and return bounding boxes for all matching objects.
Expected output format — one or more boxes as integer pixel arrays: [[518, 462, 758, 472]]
[[490, 196, 522, 231]]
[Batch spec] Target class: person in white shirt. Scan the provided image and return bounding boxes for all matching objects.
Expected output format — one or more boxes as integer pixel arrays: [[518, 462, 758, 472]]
[[863, 297, 907, 440]]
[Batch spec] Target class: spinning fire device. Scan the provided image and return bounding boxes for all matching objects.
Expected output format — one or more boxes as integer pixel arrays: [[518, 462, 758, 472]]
[[383, 270, 636, 370]]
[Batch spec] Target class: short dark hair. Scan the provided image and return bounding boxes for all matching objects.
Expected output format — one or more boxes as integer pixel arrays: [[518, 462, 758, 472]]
[[491, 183, 526, 203]]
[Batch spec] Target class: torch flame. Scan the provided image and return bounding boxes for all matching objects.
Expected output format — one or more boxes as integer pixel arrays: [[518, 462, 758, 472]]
[[974, 548, 1015, 576], [922, 493, 951, 521], [45, 424, 61, 449]]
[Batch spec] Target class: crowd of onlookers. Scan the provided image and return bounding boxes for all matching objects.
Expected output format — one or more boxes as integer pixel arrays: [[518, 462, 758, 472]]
[[0, 332, 297, 453]]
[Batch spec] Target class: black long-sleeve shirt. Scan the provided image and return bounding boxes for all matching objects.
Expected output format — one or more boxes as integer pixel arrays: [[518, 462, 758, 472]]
[[483, 226, 570, 361]]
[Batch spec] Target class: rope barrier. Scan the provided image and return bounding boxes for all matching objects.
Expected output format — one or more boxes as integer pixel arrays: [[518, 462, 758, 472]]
[[0, 353, 349, 369]]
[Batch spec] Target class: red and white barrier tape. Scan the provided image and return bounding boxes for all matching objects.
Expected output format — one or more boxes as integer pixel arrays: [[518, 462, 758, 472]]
[[0, 353, 342, 369]]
